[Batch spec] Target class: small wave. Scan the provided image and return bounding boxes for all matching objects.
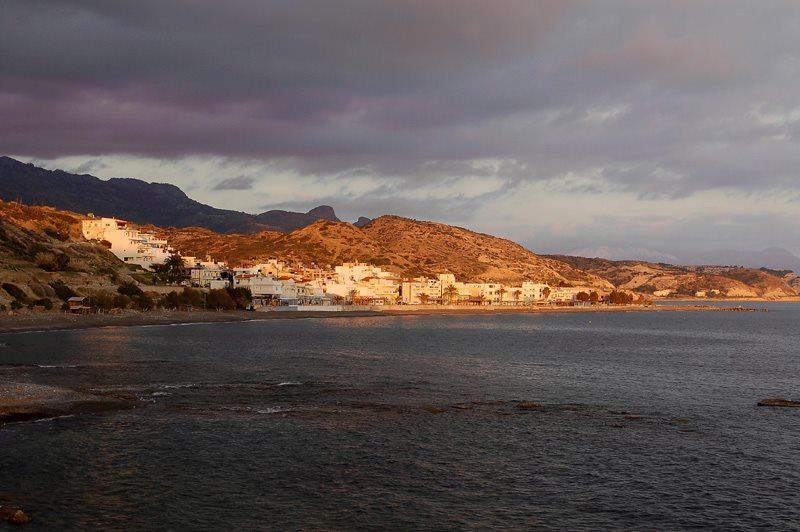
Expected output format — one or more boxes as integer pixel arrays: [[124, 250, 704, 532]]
[[32, 414, 76, 423], [36, 364, 79, 369], [158, 383, 197, 389], [277, 381, 302, 387], [256, 407, 286, 414], [151, 391, 171, 396]]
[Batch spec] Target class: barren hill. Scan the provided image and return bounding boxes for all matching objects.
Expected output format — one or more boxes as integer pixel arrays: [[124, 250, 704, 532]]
[[0, 200, 132, 306], [547, 255, 798, 298], [161, 216, 613, 286]]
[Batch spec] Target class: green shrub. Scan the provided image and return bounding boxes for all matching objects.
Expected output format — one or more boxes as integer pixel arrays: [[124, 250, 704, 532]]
[[226, 287, 252, 309], [182, 287, 204, 307], [117, 281, 144, 298], [163, 291, 181, 309], [113, 294, 131, 309], [91, 291, 117, 311], [35, 251, 70, 271], [49, 280, 78, 301], [2, 283, 27, 301], [10, 300, 23, 310], [133, 293, 156, 311], [32, 298, 54, 310], [207, 289, 236, 310]]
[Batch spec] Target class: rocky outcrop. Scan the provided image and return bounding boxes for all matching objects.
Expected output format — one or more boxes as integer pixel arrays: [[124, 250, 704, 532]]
[[0, 506, 32, 525], [0, 383, 135, 424]]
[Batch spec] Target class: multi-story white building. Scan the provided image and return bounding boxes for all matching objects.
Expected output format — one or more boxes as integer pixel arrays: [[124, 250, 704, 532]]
[[521, 282, 550, 303], [325, 262, 399, 302], [400, 277, 442, 304], [82, 217, 173, 269]]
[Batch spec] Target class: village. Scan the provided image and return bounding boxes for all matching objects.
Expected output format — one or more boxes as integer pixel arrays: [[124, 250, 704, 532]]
[[79, 215, 633, 310]]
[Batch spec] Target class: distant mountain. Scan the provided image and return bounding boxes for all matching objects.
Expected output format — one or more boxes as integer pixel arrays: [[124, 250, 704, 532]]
[[0, 156, 339, 233], [570, 246, 680, 264], [683, 247, 800, 274], [353, 216, 372, 228]]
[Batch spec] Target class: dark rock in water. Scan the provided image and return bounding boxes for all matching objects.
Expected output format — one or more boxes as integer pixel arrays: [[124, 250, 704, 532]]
[[623, 414, 643, 420], [757, 398, 800, 408], [515, 401, 543, 410], [423, 406, 447, 414], [0, 506, 32, 525]]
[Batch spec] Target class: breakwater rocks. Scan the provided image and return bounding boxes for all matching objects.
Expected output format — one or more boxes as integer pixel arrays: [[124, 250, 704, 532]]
[[758, 398, 800, 408], [0, 382, 136, 425], [0, 505, 31, 525]]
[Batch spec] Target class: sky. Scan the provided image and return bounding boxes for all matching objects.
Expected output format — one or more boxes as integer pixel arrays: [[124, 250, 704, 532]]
[[3, 0, 800, 260]]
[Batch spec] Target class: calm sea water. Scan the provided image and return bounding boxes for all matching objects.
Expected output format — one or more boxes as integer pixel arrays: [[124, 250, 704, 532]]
[[1, 305, 799, 530]]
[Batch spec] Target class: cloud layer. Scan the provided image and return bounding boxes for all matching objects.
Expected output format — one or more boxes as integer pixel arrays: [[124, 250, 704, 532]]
[[3, 1, 800, 257]]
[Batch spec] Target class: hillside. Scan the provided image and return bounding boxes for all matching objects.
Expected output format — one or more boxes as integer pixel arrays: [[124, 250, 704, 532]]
[[160, 216, 614, 286], [2, 199, 797, 301], [0, 156, 340, 233], [0, 200, 135, 307], [547, 255, 798, 298]]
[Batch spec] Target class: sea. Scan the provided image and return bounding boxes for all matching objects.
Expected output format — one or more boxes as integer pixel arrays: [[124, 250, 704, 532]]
[[1, 303, 799, 530]]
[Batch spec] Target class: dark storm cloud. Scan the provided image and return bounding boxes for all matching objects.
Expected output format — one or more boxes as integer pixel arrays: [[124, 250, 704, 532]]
[[2, 0, 800, 198], [212, 175, 255, 191]]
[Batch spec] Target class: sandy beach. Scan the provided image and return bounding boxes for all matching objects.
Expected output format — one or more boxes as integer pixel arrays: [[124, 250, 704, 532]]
[[0, 303, 769, 334]]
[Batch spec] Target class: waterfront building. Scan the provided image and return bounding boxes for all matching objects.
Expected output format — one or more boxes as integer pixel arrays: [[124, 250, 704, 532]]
[[81, 216, 174, 269]]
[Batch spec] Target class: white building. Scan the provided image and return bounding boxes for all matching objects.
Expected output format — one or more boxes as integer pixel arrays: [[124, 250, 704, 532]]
[[325, 262, 399, 302], [82, 217, 173, 269], [521, 282, 550, 303], [400, 277, 442, 304]]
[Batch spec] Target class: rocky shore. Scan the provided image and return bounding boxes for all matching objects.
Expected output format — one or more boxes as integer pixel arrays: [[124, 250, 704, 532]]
[[0, 382, 136, 425]]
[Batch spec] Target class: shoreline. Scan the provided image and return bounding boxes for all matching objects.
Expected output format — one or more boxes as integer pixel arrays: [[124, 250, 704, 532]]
[[0, 303, 771, 334]]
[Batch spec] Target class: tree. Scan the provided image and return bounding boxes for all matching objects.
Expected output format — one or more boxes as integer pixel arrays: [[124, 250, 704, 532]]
[[164, 291, 181, 309], [207, 288, 236, 310], [576, 291, 590, 302], [608, 290, 634, 305], [513, 290, 521, 305], [589, 291, 600, 303], [418, 293, 430, 305], [347, 289, 359, 304], [542, 287, 551, 300], [152, 254, 188, 285], [443, 285, 459, 304], [497, 286, 507, 304], [226, 287, 252, 309]]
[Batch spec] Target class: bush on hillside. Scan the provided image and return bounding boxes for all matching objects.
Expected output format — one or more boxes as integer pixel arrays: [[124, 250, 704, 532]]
[[117, 281, 144, 298], [227, 287, 252, 309], [207, 289, 236, 310], [35, 251, 71, 272], [49, 280, 77, 301], [2, 283, 27, 302], [32, 298, 54, 310], [133, 293, 156, 311]]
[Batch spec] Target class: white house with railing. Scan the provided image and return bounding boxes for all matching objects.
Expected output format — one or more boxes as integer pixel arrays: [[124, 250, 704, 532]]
[[82, 216, 173, 269]]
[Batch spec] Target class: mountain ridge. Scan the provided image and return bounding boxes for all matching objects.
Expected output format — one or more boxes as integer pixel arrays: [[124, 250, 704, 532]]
[[0, 156, 341, 233]]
